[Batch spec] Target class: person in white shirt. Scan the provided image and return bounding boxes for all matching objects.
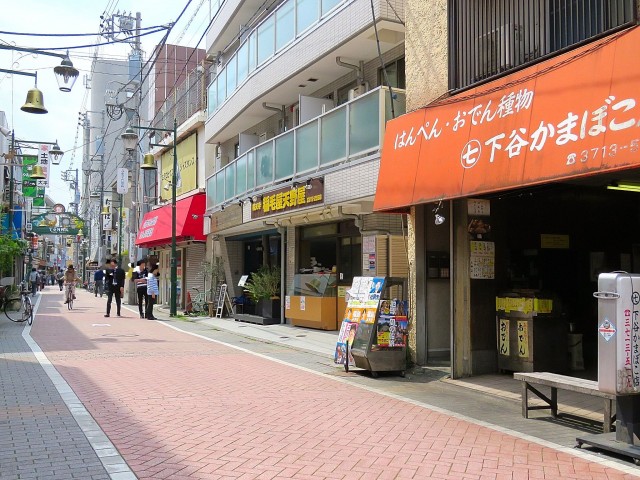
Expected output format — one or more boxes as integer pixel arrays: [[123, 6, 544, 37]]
[[146, 264, 159, 320]]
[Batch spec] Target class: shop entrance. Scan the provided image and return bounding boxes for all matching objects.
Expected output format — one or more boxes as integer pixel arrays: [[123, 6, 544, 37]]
[[469, 179, 640, 379], [243, 234, 281, 275]]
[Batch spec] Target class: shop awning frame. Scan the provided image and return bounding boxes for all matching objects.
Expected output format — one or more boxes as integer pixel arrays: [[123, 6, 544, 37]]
[[136, 193, 206, 248], [374, 26, 640, 212]]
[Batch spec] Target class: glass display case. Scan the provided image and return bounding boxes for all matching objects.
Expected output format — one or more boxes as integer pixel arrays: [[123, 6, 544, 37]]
[[286, 273, 338, 330], [289, 273, 337, 297]]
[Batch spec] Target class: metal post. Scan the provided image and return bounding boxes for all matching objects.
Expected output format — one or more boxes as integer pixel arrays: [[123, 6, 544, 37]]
[[99, 158, 104, 264], [7, 130, 14, 241], [170, 118, 178, 317], [117, 193, 123, 265]]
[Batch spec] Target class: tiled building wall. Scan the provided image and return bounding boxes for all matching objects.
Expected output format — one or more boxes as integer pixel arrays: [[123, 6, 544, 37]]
[[324, 159, 380, 204], [363, 214, 405, 235]]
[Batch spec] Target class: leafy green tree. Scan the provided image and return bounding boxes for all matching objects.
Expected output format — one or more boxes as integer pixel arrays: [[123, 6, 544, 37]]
[[0, 235, 27, 277]]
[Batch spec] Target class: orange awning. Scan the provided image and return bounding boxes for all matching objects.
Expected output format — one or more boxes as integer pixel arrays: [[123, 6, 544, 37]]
[[374, 26, 640, 211]]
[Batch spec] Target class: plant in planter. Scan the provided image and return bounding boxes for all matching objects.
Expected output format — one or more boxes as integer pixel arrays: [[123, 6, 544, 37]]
[[244, 265, 281, 319]]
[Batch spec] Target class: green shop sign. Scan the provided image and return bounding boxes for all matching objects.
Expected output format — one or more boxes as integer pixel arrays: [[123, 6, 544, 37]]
[[29, 212, 86, 235]]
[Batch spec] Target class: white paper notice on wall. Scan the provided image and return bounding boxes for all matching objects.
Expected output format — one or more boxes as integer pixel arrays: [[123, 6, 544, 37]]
[[300, 296, 305, 311], [362, 236, 376, 254], [470, 241, 495, 279], [468, 198, 490, 216]]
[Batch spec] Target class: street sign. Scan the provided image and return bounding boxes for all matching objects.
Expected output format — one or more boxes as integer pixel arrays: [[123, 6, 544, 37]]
[[117, 167, 129, 194]]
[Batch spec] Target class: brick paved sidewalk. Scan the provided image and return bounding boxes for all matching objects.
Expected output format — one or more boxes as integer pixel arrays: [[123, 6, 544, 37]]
[[25, 289, 640, 479], [0, 291, 113, 480]]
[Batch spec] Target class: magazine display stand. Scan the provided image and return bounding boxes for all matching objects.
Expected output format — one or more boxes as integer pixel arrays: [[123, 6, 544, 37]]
[[334, 276, 408, 377]]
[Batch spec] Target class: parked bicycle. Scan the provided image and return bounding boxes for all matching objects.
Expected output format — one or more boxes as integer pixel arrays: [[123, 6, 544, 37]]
[[4, 282, 33, 325], [185, 287, 212, 315]]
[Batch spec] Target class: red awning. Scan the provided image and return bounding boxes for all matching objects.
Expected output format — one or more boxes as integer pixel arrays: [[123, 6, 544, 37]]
[[374, 26, 640, 211], [135, 193, 206, 248]]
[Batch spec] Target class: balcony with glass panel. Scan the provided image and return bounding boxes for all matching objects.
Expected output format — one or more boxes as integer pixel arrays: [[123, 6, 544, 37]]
[[205, 0, 405, 144], [205, 86, 405, 211]]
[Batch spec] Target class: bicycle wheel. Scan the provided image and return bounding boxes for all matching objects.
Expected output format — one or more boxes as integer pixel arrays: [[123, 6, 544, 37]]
[[4, 296, 26, 322], [67, 290, 73, 310], [25, 296, 33, 325], [192, 298, 204, 313]]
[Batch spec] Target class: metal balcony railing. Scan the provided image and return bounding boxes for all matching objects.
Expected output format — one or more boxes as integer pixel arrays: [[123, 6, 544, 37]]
[[205, 86, 405, 211], [449, 0, 637, 91], [153, 68, 210, 132], [207, 0, 348, 117]]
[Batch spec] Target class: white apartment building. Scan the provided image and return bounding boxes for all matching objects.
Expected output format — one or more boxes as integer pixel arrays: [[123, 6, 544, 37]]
[[203, 0, 407, 328]]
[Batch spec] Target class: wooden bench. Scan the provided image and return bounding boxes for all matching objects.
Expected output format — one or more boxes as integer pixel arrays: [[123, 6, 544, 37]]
[[514, 372, 616, 433]]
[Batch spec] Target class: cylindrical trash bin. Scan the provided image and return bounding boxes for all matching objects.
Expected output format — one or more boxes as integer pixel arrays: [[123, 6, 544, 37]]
[[568, 333, 584, 370]]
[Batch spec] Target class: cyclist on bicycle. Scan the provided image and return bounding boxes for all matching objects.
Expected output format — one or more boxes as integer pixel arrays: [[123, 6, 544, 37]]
[[63, 265, 81, 304]]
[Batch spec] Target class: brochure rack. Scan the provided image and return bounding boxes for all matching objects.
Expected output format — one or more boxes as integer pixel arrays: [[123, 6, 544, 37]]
[[334, 276, 408, 377]]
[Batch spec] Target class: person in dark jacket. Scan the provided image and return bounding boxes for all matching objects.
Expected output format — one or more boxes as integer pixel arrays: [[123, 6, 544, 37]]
[[132, 259, 148, 319], [94, 268, 104, 297], [104, 259, 125, 317]]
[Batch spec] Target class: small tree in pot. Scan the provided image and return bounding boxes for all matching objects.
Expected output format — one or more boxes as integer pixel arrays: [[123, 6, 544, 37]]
[[244, 265, 281, 320]]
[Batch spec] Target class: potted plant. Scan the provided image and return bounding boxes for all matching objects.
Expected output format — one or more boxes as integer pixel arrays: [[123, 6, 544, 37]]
[[244, 265, 281, 320]]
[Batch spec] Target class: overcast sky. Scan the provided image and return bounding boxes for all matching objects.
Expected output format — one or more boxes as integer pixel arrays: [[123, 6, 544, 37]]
[[0, 0, 211, 207]]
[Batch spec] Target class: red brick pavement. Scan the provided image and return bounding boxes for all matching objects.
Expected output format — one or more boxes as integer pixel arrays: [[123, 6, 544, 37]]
[[30, 290, 638, 479]]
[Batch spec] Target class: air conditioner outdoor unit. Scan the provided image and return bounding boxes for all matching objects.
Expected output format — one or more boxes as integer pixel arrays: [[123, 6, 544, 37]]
[[476, 23, 526, 77], [348, 84, 368, 100]]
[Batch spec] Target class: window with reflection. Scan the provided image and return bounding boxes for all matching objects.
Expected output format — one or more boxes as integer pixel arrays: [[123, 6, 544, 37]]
[[296, 0, 319, 34], [225, 164, 235, 201], [256, 143, 273, 185], [320, 108, 346, 164], [276, 0, 295, 51], [321, 0, 341, 15], [227, 55, 237, 92], [275, 132, 294, 180], [247, 150, 256, 189], [216, 69, 226, 106], [349, 93, 380, 155], [257, 16, 275, 65], [296, 121, 318, 172], [215, 173, 225, 205], [249, 32, 258, 72], [235, 154, 247, 194], [237, 42, 249, 84]]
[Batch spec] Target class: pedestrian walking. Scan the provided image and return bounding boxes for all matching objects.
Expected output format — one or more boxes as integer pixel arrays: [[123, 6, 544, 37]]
[[28, 268, 38, 296], [132, 260, 148, 319], [146, 264, 159, 320], [57, 269, 64, 291], [104, 259, 125, 318], [39, 271, 46, 291], [93, 268, 104, 297]]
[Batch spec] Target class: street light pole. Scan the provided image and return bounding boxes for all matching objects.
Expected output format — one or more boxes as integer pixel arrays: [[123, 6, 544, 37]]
[[8, 130, 15, 239], [170, 118, 177, 318], [117, 192, 123, 265], [132, 118, 178, 316]]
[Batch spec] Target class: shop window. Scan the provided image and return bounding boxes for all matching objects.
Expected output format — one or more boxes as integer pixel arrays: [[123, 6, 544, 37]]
[[298, 221, 361, 283], [378, 57, 405, 89]]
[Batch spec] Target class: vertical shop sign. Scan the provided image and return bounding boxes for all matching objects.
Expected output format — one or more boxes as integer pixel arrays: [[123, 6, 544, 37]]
[[498, 318, 510, 356], [37, 144, 50, 188], [21, 155, 45, 207], [517, 321, 529, 358]]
